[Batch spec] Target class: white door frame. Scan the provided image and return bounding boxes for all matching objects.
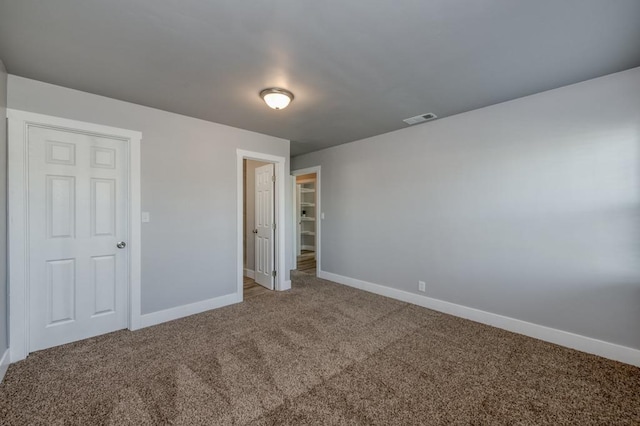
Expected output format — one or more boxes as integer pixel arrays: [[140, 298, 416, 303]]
[[7, 110, 142, 362], [291, 166, 321, 275], [236, 150, 288, 296]]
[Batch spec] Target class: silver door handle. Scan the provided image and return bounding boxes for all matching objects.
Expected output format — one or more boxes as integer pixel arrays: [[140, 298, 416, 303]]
[[117, 241, 127, 249], [253, 229, 258, 234]]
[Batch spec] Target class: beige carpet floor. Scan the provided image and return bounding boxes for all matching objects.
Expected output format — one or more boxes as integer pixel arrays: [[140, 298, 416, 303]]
[[1, 271, 639, 425]]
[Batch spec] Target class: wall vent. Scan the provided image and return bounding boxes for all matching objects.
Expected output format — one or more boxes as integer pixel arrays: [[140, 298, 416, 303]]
[[403, 113, 437, 125]]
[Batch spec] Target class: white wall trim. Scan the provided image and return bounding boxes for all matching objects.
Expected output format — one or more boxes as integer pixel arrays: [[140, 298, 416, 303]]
[[7, 109, 143, 361], [0, 349, 10, 383], [290, 176, 297, 265], [281, 280, 292, 291], [236, 150, 287, 297], [138, 293, 241, 329], [291, 166, 321, 275], [244, 268, 255, 279], [318, 270, 640, 367]]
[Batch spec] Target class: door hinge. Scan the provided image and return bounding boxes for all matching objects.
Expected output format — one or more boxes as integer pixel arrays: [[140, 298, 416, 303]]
[[272, 223, 276, 230], [272, 175, 276, 182], [272, 270, 277, 278]]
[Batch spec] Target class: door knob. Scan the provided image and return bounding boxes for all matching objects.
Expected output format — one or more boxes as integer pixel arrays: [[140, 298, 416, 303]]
[[117, 241, 127, 249], [253, 229, 258, 234]]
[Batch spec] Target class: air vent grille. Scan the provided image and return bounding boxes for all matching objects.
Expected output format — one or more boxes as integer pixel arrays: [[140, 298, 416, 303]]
[[403, 113, 437, 125]]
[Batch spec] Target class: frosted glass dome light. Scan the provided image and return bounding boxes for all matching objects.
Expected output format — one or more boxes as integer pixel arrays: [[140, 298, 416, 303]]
[[260, 88, 294, 110]]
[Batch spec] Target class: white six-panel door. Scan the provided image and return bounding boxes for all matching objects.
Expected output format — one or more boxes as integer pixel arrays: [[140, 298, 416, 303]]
[[28, 125, 129, 352], [254, 163, 275, 290]]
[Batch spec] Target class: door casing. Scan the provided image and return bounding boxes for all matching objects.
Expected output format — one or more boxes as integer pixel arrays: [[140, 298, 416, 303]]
[[8, 109, 142, 362], [236, 150, 288, 297], [291, 166, 321, 275]]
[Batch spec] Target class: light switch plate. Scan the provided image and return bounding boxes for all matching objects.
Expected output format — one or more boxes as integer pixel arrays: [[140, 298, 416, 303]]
[[141, 212, 150, 223]]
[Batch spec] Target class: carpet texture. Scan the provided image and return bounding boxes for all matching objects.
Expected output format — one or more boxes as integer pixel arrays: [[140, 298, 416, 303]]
[[1, 271, 639, 425]]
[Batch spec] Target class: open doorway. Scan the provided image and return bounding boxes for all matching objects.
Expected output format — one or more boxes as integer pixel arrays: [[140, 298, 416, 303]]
[[292, 166, 321, 276], [237, 149, 288, 301]]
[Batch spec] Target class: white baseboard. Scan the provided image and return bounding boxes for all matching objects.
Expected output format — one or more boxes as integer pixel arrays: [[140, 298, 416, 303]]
[[318, 270, 640, 367], [0, 349, 10, 383], [244, 268, 255, 279], [137, 293, 241, 329], [280, 280, 292, 291]]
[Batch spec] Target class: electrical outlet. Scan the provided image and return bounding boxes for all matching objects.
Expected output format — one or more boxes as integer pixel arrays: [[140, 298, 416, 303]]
[[418, 281, 426, 292]]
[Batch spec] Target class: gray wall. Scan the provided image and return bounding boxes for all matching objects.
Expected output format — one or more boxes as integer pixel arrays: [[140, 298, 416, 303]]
[[0, 61, 7, 355], [293, 67, 640, 350], [8, 75, 290, 315]]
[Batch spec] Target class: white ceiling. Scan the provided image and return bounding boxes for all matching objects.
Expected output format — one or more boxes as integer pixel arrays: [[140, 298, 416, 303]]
[[1, 1, 639, 156]]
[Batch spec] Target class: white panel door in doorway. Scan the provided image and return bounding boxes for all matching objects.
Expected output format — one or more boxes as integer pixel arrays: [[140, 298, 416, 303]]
[[254, 163, 275, 290], [28, 125, 129, 352]]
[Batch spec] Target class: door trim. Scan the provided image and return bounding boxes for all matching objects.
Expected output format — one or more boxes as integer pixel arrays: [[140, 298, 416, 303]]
[[236, 150, 287, 297], [291, 166, 321, 275], [7, 109, 142, 362]]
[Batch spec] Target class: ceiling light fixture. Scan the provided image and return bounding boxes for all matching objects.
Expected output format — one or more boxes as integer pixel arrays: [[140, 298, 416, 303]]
[[260, 88, 294, 110]]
